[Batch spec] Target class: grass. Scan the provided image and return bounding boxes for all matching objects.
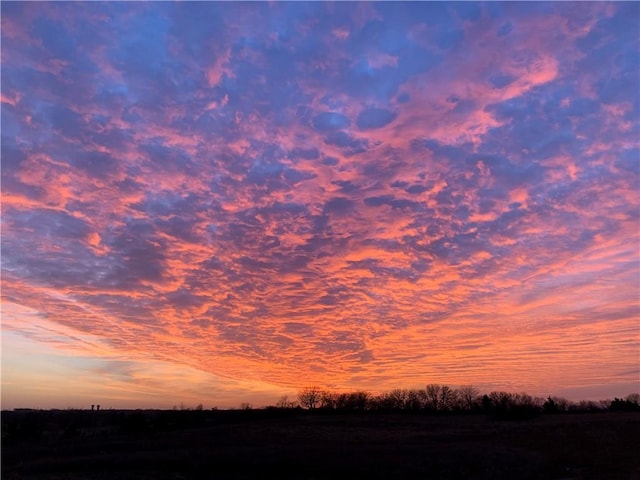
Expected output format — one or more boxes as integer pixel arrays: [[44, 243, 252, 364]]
[[3, 410, 639, 479]]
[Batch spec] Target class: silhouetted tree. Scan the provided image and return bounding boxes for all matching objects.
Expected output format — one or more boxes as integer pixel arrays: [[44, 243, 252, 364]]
[[320, 390, 338, 409], [425, 384, 442, 411], [610, 395, 640, 412], [481, 394, 492, 412], [406, 389, 427, 411], [335, 393, 350, 410], [298, 387, 322, 409], [425, 384, 457, 411], [543, 396, 558, 414], [346, 391, 370, 411], [439, 385, 457, 411], [384, 389, 409, 410], [456, 385, 479, 411], [543, 396, 571, 414], [488, 391, 510, 409], [598, 399, 612, 410], [486, 391, 542, 419]]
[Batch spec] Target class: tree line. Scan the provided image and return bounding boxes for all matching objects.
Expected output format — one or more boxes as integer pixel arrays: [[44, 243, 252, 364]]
[[279, 385, 640, 418]]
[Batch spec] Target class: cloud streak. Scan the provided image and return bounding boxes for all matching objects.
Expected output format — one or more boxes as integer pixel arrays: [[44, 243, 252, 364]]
[[2, 2, 638, 407]]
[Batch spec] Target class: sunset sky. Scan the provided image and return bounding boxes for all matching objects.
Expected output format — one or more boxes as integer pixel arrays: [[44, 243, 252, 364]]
[[2, 2, 638, 410]]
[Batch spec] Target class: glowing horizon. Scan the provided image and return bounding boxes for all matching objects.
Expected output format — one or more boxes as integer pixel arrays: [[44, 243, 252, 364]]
[[2, 2, 638, 410]]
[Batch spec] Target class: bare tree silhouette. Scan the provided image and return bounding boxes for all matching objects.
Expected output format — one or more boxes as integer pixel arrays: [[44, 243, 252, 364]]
[[425, 384, 442, 411], [457, 385, 479, 411], [298, 387, 322, 410]]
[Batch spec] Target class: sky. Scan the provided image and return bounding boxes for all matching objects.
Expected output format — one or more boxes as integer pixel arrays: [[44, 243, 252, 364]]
[[1, 2, 638, 410]]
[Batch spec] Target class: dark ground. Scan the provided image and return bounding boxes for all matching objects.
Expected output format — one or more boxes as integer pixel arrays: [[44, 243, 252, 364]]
[[2, 409, 639, 479]]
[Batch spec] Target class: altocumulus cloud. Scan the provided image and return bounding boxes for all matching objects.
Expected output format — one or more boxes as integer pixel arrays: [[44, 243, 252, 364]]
[[1, 2, 638, 406]]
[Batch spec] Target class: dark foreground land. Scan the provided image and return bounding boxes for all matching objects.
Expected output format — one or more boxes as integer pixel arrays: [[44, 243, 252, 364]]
[[3, 409, 639, 479]]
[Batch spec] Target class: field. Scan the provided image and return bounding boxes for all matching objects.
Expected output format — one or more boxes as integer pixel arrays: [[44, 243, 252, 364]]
[[3, 409, 639, 479]]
